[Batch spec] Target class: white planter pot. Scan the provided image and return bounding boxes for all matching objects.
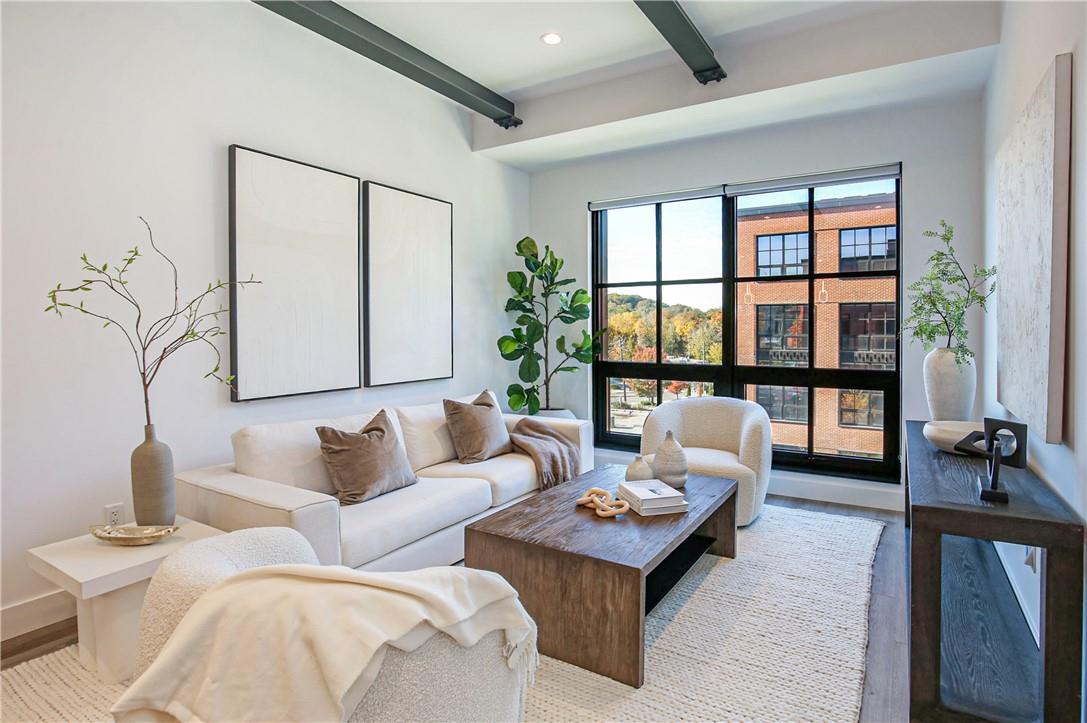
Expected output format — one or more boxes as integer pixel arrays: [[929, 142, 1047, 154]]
[[536, 408, 577, 419], [923, 348, 976, 421]]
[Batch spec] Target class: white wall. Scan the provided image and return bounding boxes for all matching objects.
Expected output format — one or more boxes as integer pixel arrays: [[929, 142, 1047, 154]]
[[530, 95, 987, 424], [0, 1, 529, 636], [981, 0, 1087, 651]]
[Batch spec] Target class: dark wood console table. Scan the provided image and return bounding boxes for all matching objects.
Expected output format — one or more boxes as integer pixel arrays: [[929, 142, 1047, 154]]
[[906, 420, 1084, 721]]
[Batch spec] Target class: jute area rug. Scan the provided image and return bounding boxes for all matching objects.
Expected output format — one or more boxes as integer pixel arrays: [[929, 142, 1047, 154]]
[[3, 504, 883, 722]]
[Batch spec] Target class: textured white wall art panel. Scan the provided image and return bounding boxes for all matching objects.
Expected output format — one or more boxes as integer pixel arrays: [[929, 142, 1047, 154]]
[[364, 182, 453, 386], [994, 54, 1071, 443], [230, 146, 361, 400]]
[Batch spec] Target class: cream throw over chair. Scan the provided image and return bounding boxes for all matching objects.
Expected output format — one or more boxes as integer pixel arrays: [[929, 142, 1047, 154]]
[[132, 528, 526, 722], [641, 396, 773, 526]]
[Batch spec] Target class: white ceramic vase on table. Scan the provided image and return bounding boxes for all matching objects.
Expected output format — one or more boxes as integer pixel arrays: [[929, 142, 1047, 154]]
[[923, 348, 976, 421], [651, 430, 688, 489], [625, 455, 654, 482]]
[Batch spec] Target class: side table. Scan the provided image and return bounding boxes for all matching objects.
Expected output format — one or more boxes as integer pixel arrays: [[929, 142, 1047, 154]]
[[27, 516, 222, 683]]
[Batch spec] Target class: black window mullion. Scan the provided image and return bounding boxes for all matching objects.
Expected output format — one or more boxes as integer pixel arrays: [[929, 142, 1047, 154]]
[[654, 202, 663, 406], [806, 187, 816, 458]]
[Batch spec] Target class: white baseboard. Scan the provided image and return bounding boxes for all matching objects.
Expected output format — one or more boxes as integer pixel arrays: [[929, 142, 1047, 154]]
[[768, 469, 904, 511], [594, 447, 905, 512], [1, 588, 75, 641]]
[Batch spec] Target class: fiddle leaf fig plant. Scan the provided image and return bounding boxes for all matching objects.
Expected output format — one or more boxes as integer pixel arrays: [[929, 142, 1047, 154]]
[[902, 220, 996, 366], [497, 236, 600, 414]]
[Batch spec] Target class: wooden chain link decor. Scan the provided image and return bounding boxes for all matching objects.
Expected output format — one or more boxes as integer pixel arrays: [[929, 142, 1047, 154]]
[[576, 487, 629, 518]]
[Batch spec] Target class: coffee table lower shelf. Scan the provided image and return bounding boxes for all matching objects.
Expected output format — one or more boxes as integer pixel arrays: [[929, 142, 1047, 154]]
[[645, 533, 714, 614]]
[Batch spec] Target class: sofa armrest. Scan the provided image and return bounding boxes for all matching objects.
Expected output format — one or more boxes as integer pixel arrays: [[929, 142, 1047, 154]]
[[503, 414, 594, 474], [176, 464, 342, 565]]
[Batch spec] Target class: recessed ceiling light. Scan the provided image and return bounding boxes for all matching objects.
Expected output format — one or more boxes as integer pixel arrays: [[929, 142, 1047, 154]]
[[540, 32, 562, 46]]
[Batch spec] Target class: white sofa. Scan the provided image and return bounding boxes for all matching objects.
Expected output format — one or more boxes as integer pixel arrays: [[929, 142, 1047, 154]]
[[641, 396, 772, 526], [177, 394, 594, 570]]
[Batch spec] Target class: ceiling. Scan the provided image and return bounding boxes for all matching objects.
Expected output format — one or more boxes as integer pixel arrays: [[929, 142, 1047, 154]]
[[341, 1, 847, 96], [480, 45, 996, 170]]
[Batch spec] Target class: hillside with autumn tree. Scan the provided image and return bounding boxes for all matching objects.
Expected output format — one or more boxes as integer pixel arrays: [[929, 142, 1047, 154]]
[[606, 292, 723, 364]]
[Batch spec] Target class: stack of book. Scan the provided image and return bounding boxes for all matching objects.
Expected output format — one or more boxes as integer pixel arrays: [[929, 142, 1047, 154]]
[[617, 480, 688, 516]]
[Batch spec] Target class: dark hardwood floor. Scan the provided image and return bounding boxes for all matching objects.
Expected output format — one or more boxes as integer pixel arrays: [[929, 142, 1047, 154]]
[[1, 616, 78, 670], [769, 495, 909, 723]]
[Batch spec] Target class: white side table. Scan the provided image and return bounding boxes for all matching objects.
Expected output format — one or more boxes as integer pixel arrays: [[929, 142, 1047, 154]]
[[27, 517, 222, 683]]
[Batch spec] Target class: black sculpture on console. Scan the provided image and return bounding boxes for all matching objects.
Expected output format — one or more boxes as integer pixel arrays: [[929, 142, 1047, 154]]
[[953, 418, 1029, 503]]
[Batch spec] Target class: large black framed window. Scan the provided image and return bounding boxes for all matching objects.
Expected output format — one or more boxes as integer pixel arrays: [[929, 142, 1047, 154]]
[[591, 165, 902, 482]]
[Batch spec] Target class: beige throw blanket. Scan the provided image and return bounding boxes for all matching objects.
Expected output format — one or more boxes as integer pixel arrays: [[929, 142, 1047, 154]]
[[510, 417, 580, 490], [111, 565, 536, 723]]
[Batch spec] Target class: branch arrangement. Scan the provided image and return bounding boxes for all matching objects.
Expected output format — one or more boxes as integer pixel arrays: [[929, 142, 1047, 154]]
[[902, 219, 996, 366], [45, 217, 259, 425], [497, 236, 601, 414]]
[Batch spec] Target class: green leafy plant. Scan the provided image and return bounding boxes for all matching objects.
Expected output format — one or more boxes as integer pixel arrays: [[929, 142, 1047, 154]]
[[902, 219, 995, 365], [45, 217, 259, 425], [497, 236, 601, 414]]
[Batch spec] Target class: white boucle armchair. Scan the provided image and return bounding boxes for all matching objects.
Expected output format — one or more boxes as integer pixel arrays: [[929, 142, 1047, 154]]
[[132, 528, 526, 722], [641, 396, 772, 526]]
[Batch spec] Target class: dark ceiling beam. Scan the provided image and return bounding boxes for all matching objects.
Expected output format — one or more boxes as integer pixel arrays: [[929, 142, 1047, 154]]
[[634, 1, 726, 85], [254, 1, 523, 128]]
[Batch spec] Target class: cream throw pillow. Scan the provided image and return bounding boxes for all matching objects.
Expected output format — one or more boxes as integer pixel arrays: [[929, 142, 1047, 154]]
[[316, 410, 417, 505], [443, 390, 513, 464]]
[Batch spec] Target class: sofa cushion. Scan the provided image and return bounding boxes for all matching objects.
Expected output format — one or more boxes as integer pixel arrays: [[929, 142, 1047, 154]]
[[396, 392, 493, 472], [418, 453, 538, 506], [644, 447, 755, 486], [233, 410, 402, 495], [316, 410, 417, 505], [339, 476, 491, 568], [443, 391, 513, 464]]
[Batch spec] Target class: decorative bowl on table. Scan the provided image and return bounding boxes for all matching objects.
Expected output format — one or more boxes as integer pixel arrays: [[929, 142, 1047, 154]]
[[922, 420, 984, 454], [89, 524, 180, 546]]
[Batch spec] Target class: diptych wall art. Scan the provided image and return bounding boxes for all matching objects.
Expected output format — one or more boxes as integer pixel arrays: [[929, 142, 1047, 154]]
[[362, 181, 454, 386], [994, 53, 1072, 443], [229, 145, 362, 401]]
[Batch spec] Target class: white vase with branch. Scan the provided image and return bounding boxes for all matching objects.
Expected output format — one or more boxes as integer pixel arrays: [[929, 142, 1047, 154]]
[[45, 217, 258, 524], [902, 220, 995, 421]]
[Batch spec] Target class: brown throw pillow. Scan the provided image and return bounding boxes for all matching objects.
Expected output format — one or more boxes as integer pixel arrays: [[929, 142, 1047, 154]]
[[443, 390, 513, 464], [316, 410, 417, 505]]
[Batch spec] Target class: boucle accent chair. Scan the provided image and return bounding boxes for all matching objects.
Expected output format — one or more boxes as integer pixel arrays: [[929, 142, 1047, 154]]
[[133, 528, 526, 722], [641, 396, 772, 526]]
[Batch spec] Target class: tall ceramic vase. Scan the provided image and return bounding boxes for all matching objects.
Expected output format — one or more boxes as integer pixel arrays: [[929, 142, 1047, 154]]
[[651, 430, 688, 489], [923, 348, 976, 421], [131, 424, 176, 525]]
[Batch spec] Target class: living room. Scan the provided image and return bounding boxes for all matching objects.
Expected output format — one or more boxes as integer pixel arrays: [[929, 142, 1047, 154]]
[[1, 0, 1084, 721]]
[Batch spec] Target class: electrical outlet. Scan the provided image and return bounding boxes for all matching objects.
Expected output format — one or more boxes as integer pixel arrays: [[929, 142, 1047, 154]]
[[104, 502, 124, 527]]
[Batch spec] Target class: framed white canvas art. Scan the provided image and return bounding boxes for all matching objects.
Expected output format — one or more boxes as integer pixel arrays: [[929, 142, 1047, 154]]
[[229, 145, 361, 401], [995, 54, 1072, 443], [363, 181, 453, 386]]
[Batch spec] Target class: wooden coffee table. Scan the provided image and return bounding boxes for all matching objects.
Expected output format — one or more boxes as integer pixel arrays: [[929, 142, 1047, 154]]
[[465, 464, 737, 687]]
